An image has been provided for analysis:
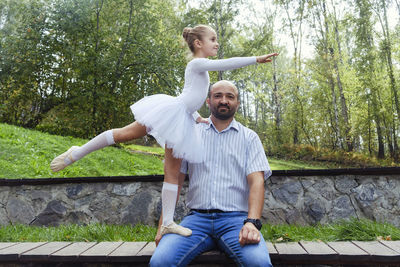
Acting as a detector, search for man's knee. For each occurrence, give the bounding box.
[240,244,272,267]
[149,250,176,267]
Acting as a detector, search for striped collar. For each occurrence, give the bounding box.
[206,117,239,133]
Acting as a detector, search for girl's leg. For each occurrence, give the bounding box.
[160,147,191,237]
[51,122,147,172]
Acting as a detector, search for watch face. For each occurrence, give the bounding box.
[244,219,262,230]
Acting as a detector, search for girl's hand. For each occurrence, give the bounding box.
[256,53,279,63]
[196,116,209,124]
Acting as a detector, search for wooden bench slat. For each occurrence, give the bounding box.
[266,242,278,255]
[352,241,400,263]
[274,242,308,255]
[0,242,47,261]
[137,242,156,256]
[49,242,97,261]
[0,243,18,250]
[299,241,338,263]
[380,240,400,253]
[79,242,123,262]
[300,241,337,255]
[274,242,309,262]
[327,241,370,264]
[20,242,71,261]
[108,241,147,262]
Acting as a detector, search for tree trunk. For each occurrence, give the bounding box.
[92,0,104,135]
[331,1,353,151]
[272,57,282,143]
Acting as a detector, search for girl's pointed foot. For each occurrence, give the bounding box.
[160,222,192,237]
[50,146,80,172]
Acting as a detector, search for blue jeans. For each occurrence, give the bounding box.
[150,211,272,267]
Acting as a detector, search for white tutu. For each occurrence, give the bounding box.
[130,94,204,163]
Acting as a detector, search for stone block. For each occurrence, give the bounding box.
[6,198,35,224]
[31,200,67,226]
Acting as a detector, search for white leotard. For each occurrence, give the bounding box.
[177,57,257,118]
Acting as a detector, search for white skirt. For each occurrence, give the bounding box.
[130,94,204,163]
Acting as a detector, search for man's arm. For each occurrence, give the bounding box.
[239,171,265,246]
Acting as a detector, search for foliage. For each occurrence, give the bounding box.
[0,0,186,138]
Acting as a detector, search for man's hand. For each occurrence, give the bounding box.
[196,116,209,124]
[239,222,261,246]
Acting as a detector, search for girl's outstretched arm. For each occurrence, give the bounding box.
[256,53,279,63]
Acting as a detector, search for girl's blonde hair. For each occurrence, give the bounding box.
[182,25,214,53]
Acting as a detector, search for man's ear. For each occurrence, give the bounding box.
[206,98,210,107]
[236,100,240,111]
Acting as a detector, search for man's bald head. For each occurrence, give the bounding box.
[209,80,239,99]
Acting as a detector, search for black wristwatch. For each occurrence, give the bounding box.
[243,218,262,230]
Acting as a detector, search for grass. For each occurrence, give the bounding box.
[123,144,164,156]
[267,158,329,170]
[0,219,398,242]
[0,123,163,179]
[0,224,156,242]
[0,122,332,179]
[263,218,400,242]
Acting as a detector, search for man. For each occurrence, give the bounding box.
[150,80,272,267]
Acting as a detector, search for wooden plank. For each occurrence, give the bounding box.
[299,241,338,263]
[107,242,147,262]
[266,242,278,255]
[79,242,123,262]
[0,242,47,261]
[49,242,97,262]
[380,240,400,254]
[0,243,18,250]
[137,242,156,256]
[274,242,309,262]
[353,241,400,263]
[327,241,369,264]
[20,242,71,261]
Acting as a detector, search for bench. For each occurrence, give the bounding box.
[0,240,399,266]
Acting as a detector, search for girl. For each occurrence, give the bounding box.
[51,24,278,237]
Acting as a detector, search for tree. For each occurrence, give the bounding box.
[353,0,385,158]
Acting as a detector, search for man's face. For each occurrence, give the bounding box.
[207,83,239,120]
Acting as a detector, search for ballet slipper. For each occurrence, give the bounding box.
[160,222,192,237]
[50,146,80,172]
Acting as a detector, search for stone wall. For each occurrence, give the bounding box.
[1,170,399,227]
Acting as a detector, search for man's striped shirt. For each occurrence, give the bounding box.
[181,118,271,212]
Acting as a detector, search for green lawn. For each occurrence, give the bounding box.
[0,122,329,179]
[0,123,163,179]
[0,218,398,242]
